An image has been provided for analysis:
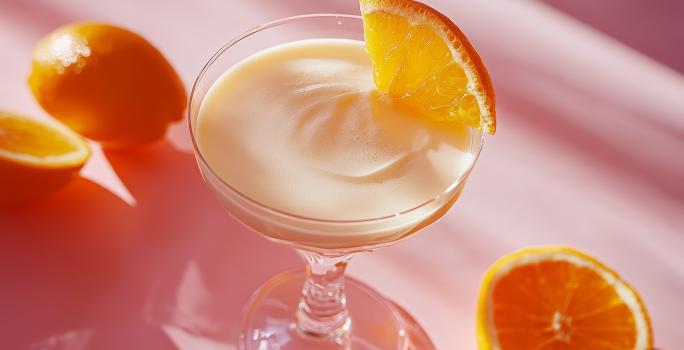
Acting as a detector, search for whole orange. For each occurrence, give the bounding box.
[28,23,187,148]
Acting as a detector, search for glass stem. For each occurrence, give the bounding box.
[296,250,352,338]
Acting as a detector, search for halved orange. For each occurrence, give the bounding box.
[477,246,653,350]
[0,112,90,204]
[359,0,496,133]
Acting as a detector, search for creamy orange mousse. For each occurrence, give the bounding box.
[197,39,474,224]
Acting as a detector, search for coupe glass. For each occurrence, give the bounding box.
[189,14,485,350]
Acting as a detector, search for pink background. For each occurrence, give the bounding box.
[1,0,683,349]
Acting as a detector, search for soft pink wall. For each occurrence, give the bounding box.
[544,0,684,74]
[0,1,682,349]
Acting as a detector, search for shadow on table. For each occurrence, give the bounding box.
[0,141,301,349]
[0,140,436,349]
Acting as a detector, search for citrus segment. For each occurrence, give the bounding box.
[477,246,653,350]
[0,112,90,204]
[362,10,412,92]
[360,0,496,133]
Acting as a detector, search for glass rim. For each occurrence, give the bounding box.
[188,13,486,225]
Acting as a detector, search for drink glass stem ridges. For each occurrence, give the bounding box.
[296,251,353,340]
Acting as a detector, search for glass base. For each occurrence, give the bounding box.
[239,270,433,350]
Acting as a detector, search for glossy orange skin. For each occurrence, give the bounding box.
[28,23,187,148]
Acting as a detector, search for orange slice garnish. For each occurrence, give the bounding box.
[360,0,496,133]
[477,246,653,350]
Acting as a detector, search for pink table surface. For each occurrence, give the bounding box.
[1,1,683,349]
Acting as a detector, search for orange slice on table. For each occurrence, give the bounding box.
[359,0,496,134]
[477,246,653,350]
[0,112,90,204]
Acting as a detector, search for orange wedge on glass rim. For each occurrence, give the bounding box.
[0,112,90,204]
[359,0,496,133]
[477,246,653,350]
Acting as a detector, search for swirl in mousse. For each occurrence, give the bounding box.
[197,38,476,250]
